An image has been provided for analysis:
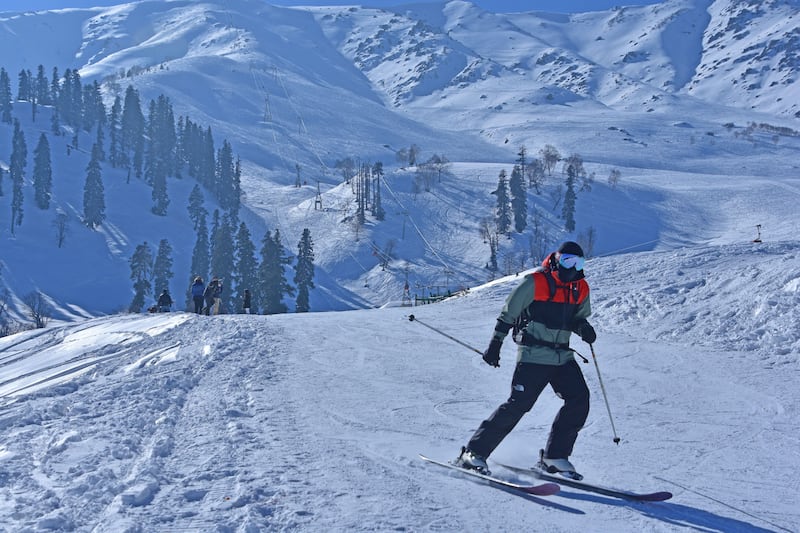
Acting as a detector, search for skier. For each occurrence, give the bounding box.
[191,277,205,314]
[456,241,597,480]
[157,289,172,313]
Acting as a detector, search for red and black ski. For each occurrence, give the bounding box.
[498,462,672,502]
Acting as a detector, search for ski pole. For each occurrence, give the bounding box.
[408,314,483,355]
[590,344,621,444]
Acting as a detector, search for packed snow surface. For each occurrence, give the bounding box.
[0,240,797,531]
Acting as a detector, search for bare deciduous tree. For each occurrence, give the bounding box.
[527,158,546,193]
[539,144,561,175]
[0,286,12,337]
[53,209,69,248]
[24,291,51,328]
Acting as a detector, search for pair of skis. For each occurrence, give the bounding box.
[419,454,672,502]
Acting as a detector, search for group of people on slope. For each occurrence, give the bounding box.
[189,276,251,315]
[152,276,252,316]
[191,276,223,315]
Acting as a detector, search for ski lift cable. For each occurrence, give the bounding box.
[379,176,464,285]
[248,65,294,175]
[213,8,334,309]
[272,67,329,172]
[224,6,306,178]
[348,251,370,274]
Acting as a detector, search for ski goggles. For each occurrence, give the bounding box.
[558,253,585,271]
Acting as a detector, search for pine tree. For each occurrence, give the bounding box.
[516,145,527,184]
[10,119,26,234]
[0,68,13,124]
[121,85,145,177]
[294,228,315,313]
[94,121,106,162]
[509,164,527,233]
[372,162,385,220]
[187,184,208,231]
[145,95,175,215]
[17,69,31,101]
[50,103,61,136]
[561,154,586,232]
[258,229,293,315]
[129,242,154,313]
[175,116,186,178]
[108,95,122,167]
[492,169,511,235]
[191,214,210,280]
[35,65,50,105]
[209,211,235,312]
[234,222,259,314]
[83,143,106,229]
[33,133,52,210]
[211,140,240,218]
[150,162,169,215]
[82,81,105,134]
[50,67,60,106]
[152,239,174,300]
[58,69,81,130]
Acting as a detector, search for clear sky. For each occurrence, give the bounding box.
[2,0,666,15]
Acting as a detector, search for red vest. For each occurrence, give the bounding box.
[527,269,589,332]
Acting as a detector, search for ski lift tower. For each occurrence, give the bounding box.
[314,181,323,210]
[753,224,762,243]
[402,267,412,307]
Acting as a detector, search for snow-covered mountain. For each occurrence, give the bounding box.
[0,0,798,319]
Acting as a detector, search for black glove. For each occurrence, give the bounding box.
[574,320,597,344]
[482,338,502,367]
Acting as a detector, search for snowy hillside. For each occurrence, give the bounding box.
[0,0,799,319]
[0,241,797,531]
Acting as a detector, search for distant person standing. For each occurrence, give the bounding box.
[157,289,173,313]
[243,289,252,314]
[204,277,223,315]
[203,278,216,316]
[191,277,205,314]
[212,278,223,315]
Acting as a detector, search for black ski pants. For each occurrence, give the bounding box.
[467,359,589,460]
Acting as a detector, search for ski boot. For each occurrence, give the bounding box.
[538,449,583,480]
[455,447,490,475]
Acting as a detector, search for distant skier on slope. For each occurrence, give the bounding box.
[455,241,597,480]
